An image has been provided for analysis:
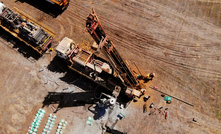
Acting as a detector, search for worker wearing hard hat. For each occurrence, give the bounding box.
[144,73,155,83]
[146,73,155,79]
[137,73,155,83]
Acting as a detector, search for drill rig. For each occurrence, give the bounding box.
[56,9,140,98]
[85,9,140,98]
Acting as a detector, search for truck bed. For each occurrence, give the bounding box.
[0,7,56,54]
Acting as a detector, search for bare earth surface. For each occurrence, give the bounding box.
[0,0,221,134]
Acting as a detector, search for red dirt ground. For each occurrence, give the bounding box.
[0,0,220,134]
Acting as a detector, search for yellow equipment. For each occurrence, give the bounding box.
[50,0,69,7]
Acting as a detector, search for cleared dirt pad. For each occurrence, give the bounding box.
[0,0,220,134]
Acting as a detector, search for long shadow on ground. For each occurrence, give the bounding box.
[47,56,69,73]
[45,55,131,113]
[0,27,41,60]
[42,92,95,113]
[15,0,66,18]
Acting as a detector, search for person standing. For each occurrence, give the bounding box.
[165,108,169,120]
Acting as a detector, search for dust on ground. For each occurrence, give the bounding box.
[0,0,220,134]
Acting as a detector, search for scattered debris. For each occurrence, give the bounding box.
[141,89,146,96]
[188,118,201,126]
[158,109,165,115]
[149,108,157,115]
[150,103,155,108]
[159,106,164,110]
[153,14,161,17]
[49,104,57,112]
[193,118,197,122]
[143,95,150,102]
[149,86,194,107]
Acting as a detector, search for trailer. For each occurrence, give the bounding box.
[0,3,56,54]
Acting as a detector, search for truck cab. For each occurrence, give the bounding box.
[0,2,5,14]
[56,37,76,60]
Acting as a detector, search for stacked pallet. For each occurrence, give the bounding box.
[42,114,57,134]
[56,119,68,134]
[27,109,46,134]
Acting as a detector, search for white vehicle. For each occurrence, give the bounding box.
[0,2,6,14]
[56,37,112,75]
[56,37,76,60]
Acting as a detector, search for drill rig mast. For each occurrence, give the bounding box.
[85,9,138,89]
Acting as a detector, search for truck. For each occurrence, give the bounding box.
[56,37,125,97]
[56,9,141,98]
[0,2,55,54]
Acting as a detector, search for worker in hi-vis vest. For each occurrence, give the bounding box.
[137,73,155,83]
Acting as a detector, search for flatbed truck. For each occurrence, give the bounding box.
[0,3,56,54]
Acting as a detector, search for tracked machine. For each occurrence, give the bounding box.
[0,2,55,54]
[56,9,141,98]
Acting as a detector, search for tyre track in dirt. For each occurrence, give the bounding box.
[97,1,221,77]
[113,0,221,45]
[67,1,221,78]
[66,17,73,37]
[101,19,221,78]
[112,31,221,79]
[10,0,220,76]
[28,0,221,119]
[96,7,216,56]
[0,0,219,133]
[56,19,65,40]
[63,2,213,86]
[13,0,219,80]
[116,0,221,45]
[70,2,197,57]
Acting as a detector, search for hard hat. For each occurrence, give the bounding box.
[147,73,155,77]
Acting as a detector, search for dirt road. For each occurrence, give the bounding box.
[0,0,220,133]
